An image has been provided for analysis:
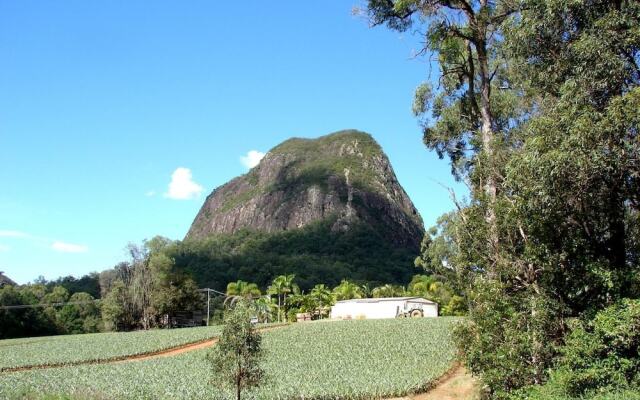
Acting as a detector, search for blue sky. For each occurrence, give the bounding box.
[0,1,467,284]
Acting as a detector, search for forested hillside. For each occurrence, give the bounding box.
[176,217,417,292]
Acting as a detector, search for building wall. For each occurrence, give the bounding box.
[330,300,437,320]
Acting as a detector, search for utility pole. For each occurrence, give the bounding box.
[198,288,226,326]
[206,289,210,326]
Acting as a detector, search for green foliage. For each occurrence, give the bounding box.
[45,274,100,299]
[0,283,100,339]
[559,301,640,392]
[99,237,203,331]
[455,279,562,399]
[511,299,640,399]
[332,279,364,301]
[0,318,460,399]
[511,383,640,400]
[173,217,418,293]
[408,275,465,316]
[100,280,132,332]
[217,130,390,213]
[226,281,262,298]
[267,274,298,323]
[207,301,264,400]
[371,284,406,298]
[369,0,640,397]
[57,293,100,334]
[252,296,277,323]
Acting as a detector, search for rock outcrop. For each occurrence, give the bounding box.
[186,130,424,251]
[0,271,16,287]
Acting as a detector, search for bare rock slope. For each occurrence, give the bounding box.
[186,130,424,250]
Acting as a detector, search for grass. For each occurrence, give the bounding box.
[0,317,460,400]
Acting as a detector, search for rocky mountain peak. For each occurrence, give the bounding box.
[186,130,424,250]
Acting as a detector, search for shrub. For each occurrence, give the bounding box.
[556,298,640,396]
[511,298,640,399]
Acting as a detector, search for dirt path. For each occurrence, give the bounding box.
[388,365,479,400]
[110,337,220,364]
[1,325,286,373]
[3,325,479,400]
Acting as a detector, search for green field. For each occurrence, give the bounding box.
[0,325,224,370]
[0,317,460,400]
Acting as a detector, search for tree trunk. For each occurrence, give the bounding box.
[476,37,500,266]
[283,294,287,322]
[608,185,627,300]
[530,283,542,385]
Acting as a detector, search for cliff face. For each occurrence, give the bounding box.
[186,130,424,250]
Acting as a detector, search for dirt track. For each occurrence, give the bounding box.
[1,325,284,373]
[387,365,478,400]
[3,324,479,399]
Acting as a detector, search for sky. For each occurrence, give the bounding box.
[0,1,467,284]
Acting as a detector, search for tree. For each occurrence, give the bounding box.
[408,275,465,316]
[267,274,298,323]
[127,243,155,330]
[58,292,100,334]
[100,237,202,331]
[513,299,640,399]
[365,0,522,263]
[101,280,133,331]
[502,0,640,314]
[207,300,264,400]
[253,296,276,323]
[226,281,262,305]
[309,284,334,319]
[366,0,640,396]
[371,284,406,298]
[0,284,54,339]
[332,280,364,301]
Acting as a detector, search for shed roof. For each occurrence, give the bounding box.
[335,297,437,305]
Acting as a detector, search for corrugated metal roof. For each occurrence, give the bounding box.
[335,297,437,304]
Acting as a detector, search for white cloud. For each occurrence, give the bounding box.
[0,230,29,238]
[164,167,204,200]
[51,241,89,253]
[240,150,265,169]
[145,190,156,197]
[0,244,10,252]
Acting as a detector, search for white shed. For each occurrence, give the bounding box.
[330,297,438,320]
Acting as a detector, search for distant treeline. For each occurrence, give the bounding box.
[169,217,419,292]
[0,219,444,339]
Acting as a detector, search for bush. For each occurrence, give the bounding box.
[556,298,640,396]
[511,299,640,399]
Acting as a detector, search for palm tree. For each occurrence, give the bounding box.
[267,274,298,323]
[253,295,277,323]
[332,280,364,301]
[408,275,452,305]
[310,284,334,319]
[360,283,372,298]
[225,280,262,307]
[371,284,406,298]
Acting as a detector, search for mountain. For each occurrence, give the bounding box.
[176,130,425,290]
[186,130,424,250]
[0,272,16,287]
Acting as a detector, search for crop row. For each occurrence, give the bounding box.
[0,325,224,370]
[0,317,461,399]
